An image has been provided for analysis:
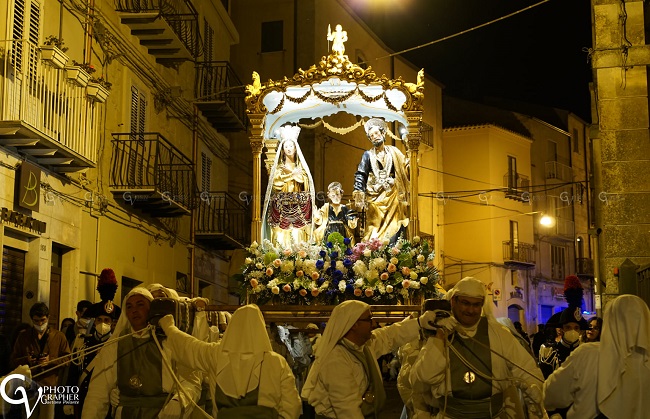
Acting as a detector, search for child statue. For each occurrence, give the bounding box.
[314,182,358,244]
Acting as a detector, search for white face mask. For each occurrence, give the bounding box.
[95,322,112,337]
[77,318,90,328]
[33,322,48,333]
[563,330,581,344]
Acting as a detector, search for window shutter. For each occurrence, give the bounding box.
[11,0,27,71]
[201,152,212,192]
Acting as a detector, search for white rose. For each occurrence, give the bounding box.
[363,249,372,257]
[420,276,428,285]
[390,257,399,265]
[245,257,253,265]
[417,254,425,263]
[386,285,394,293]
[256,262,264,269]
[412,236,421,244]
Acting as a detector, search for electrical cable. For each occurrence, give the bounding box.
[31,329,139,380]
[372,0,552,61]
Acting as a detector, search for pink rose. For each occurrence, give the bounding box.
[299,289,308,297]
[380,272,389,281]
[249,279,258,287]
[282,284,291,292]
[311,289,320,297]
[296,270,304,277]
[283,249,292,256]
[402,280,411,289]
[387,263,397,273]
[311,272,320,281]
[298,250,307,258]
[273,259,282,267]
[427,260,434,268]
[354,288,363,297]
[401,266,411,276]
[365,288,374,297]
[265,268,274,276]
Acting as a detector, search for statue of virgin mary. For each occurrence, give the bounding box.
[261,124,316,247]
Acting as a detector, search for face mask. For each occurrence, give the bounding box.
[95,322,112,337]
[563,330,580,344]
[33,322,48,333]
[77,318,90,329]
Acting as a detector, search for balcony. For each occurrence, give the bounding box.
[194,61,246,132]
[503,240,535,267]
[0,40,99,172]
[196,192,250,249]
[114,0,202,66]
[545,160,572,182]
[503,171,530,202]
[420,122,434,148]
[109,133,196,217]
[576,257,594,277]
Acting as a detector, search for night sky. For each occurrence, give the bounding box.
[344,0,593,121]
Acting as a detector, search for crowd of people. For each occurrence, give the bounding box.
[2,272,649,419]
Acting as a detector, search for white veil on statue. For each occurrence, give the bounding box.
[261,124,316,247]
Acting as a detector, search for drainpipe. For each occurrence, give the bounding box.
[190,105,198,297]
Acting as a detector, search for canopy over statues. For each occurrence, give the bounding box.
[262,125,316,247]
[353,118,410,243]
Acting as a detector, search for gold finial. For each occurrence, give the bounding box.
[246,71,262,98]
[327,24,348,56]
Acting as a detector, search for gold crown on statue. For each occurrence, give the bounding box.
[277,125,301,141]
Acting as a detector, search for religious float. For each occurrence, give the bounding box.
[227,24,444,322]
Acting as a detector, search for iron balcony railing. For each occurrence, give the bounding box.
[503,171,530,201]
[195,61,246,127]
[0,39,99,163]
[503,240,536,265]
[114,0,203,58]
[420,122,434,148]
[196,191,250,247]
[545,160,573,182]
[110,132,196,211]
[576,257,594,275]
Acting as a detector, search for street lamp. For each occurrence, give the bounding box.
[540,214,556,228]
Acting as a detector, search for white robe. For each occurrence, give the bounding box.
[164,324,301,419]
[543,342,599,419]
[81,329,203,419]
[409,318,543,418]
[306,318,420,419]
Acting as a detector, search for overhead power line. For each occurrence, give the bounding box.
[374,0,552,61]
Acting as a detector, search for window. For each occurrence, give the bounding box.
[572,128,579,153]
[201,152,212,192]
[511,270,519,287]
[510,220,519,259]
[176,272,189,295]
[261,21,283,53]
[11,0,40,78]
[199,280,211,298]
[507,156,517,189]
[128,86,147,185]
[203,18,214,62]
[551,245,566,280]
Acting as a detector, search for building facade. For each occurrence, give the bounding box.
[0,0,245,335]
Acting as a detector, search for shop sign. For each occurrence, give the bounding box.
[0,207,47,234]
[17,161,41,212]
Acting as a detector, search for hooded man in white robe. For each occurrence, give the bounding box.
[301,300,439,419]
[409,277,545,419]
